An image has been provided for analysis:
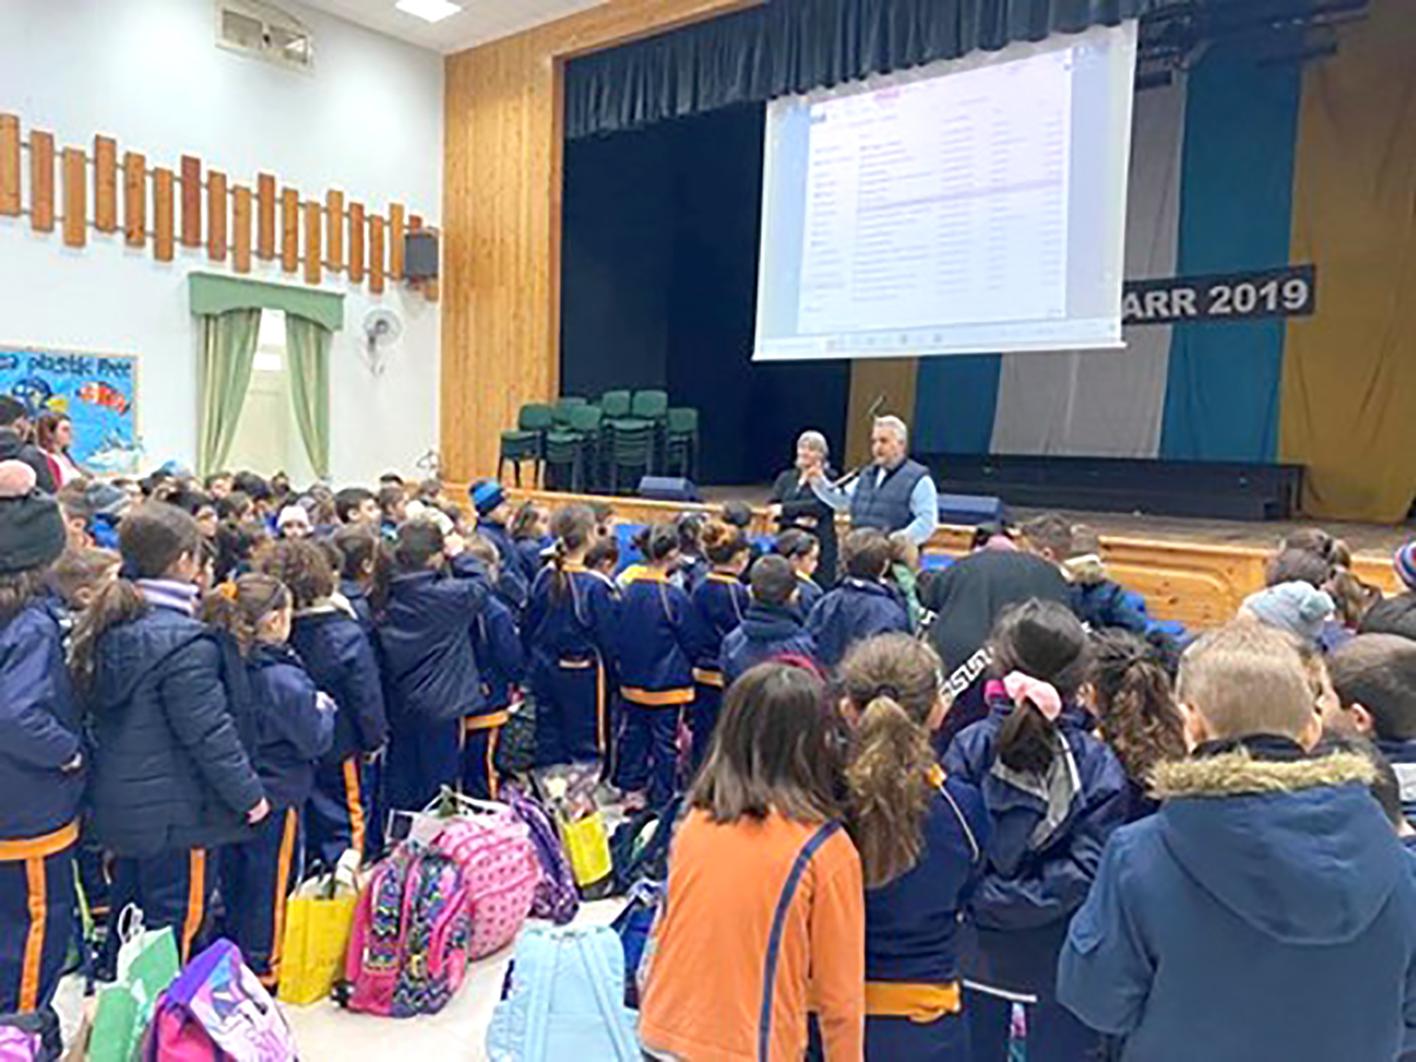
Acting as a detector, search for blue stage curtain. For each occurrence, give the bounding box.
[565,0,1155,139]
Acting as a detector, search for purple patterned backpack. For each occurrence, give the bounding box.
[504,785,580,925]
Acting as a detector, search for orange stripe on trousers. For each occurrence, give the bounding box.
[342,758,366,859]
[18,857,45,1012]
[486,728,499,800]
[181,850,206,963]
[264,808,300,988]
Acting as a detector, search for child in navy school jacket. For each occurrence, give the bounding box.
[616,524,705,809]
[75,504,268,966]
[262,540,388,868]
[205,574,334,989]
[840,634,989,1061]
[1325,633,1416,819]
[0,464,85,1016]
[523,505,621,773]
[687,520,751,768]
[807,528,910,670]
[1059,623,1416,1062]
[510,500,552,586]
[470,480,531,609]
[376,520,488,812]
[721,556,818,685]
[942,599,1127,1062]
[331,524,382,635]
[460,536,525,799]
[774,528,823,618]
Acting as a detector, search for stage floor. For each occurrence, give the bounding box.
[698,485,1414,558]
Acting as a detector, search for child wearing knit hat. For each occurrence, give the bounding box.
[1240,580,1337,648]
[0,460,85,1015]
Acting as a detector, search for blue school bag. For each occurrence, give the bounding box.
[611,879,665,1008]
[486,925,640,1062]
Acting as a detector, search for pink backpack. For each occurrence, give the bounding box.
[431,800,539,959]
[338,846,473,1017]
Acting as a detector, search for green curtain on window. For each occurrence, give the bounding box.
[196,308,262,476]
[285,313,332,480]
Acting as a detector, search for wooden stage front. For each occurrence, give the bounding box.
[480,486,1408,630]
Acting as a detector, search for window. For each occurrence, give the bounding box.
[225,311,316,482]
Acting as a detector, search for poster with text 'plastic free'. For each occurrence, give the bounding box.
[0,346,139,474]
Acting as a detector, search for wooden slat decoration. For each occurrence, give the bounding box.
[123,152,146,247]
[207,170,228,262]
[325,189,344,271]
[29,130,54,233]
[280,187,299,273]
[256,173,276,260]
[0,114,19,216]
[153,167,175,262]
[62,148,86,248]
[423,227,440,302]
[408,214,423,230]
[232,185,252,274]
[369,213,385,294]
[303,200,322,285]
[93,135,117,232]
[348,201,365,283]
[179,155,201,247]
[389,202,405,279]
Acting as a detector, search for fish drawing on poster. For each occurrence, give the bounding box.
[0,347,140,474]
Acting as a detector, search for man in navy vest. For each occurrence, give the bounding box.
[809,415,938,545]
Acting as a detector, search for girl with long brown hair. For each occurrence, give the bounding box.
[1090,630,1186,822]
[841,634,987,1060]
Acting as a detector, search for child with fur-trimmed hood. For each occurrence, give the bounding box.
[1058,620,1416,1062]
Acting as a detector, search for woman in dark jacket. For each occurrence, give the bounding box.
[0,461,83,1015]
[769,430,838,588]
[72,504,268,964]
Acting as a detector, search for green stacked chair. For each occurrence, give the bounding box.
[630,389,670,472]
[607,416,655,494]
[544,403,603,493]
[498,402,553,486]
[663,407,699,479]
[552,395,588,427]
[600,390,631,419]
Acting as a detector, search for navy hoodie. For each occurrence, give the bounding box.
[290,603,388,764]
[1060,737,1416,1062]
[720,602,818,685]
[245,643,334,809]
[0,600,84,838]
[806,577,909,669]
[377,568,487,726]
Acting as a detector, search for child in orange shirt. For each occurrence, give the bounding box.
[639,661,865,1061]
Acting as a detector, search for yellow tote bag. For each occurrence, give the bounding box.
[558,810,612,889]
[277,878,358,1006]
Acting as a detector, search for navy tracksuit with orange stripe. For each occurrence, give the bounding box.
[687,571,748,769]
[463,593,523,799]
[616,570,705,807]
[524,563,621,770]
[0,600,84,1015]
[289,603,388,868]
[220,642,333,988]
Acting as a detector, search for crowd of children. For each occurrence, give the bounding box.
[5,454,1416,1060]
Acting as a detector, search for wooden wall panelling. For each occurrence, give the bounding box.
[153,167,175,261]
[207,170,228,261]
[325,190,344,271]
[93,135,117,232]
[368,214,385,294]
[232,185,252,273]
[61,147,86,248]
[29,130,54,232]
[303,200,322,285]
[280,187,299,272]
[256,173,276,260]
[348,202,365,282]
[441,0,762,480]
[0,114,19,216]
[389,202,405,279]
[179,155,201,247]
[123,152,146,246]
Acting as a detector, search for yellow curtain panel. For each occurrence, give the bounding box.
[1280,0,1416,522]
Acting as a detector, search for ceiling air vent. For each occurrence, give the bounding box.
[216,0,314,73]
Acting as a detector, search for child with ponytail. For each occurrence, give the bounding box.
[841,634,989,1060]
[376,519,489,811]
[73,504,268,965]
[204,573,334,988]
[774,528,824,616]
[616,524,705,809]
[687,520,751,768]
[1089,630,1185,823]
[523,504,620,772]
[942,599,1127,1062]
